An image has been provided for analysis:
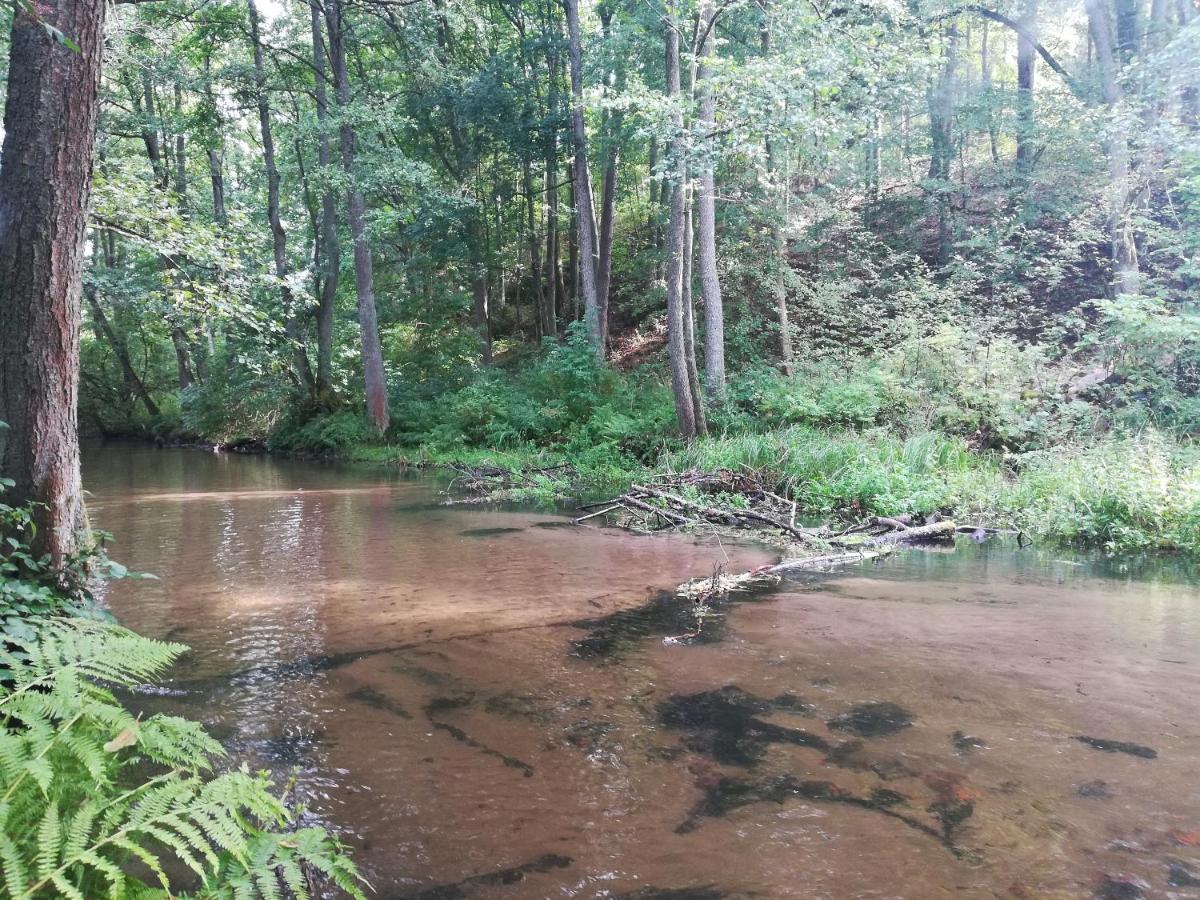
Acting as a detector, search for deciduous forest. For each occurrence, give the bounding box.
[1,0,1199,894]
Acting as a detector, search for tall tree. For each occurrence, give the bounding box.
[1015,0,1038,173]
[759,2,794,375]
[326,0,390,430]
[564,0,601,352]
[696,0,725,403]
[663,4,702,438]
[248,0,316,394]
[1086,0,1139,295]
[310,0,340,398]
[0,0,106,563]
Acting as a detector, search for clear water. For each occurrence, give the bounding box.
[85,444,1200,899]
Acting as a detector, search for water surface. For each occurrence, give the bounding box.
[86,444,1200,898]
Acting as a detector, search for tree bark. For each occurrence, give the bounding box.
[927,23,959,267]
[696,2,725,404]
[327,0,390,430]
[0,0,106,564]
[564,0,601,352]
[523,156,546,340]
[682,197,707,435]
[1015,0,1038,174]
[760,4,794,375]
[311,0,340,398]
[664,7,700,439]
[249,0,316,395]
[1086,0,1139,296]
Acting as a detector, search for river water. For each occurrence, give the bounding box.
[84,444,1200,899]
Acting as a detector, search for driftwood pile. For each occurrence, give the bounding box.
[569,468,1014,601]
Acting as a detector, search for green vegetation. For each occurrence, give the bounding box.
[0,481,366,899]
[252,322,1199,555]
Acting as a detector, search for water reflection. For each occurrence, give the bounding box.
[85,443,1200,898]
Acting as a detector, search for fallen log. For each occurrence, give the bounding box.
[677,520,958,599]
[856,519,957,548]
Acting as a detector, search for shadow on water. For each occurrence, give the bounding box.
[570,581,790,658]
[388,854,573,900]
[657,686,828,766]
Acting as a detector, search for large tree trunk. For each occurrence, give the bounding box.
[311,0,340,398]
[564,0,601,352]
[0,0,106,564]
[327,0,390,430]
[249,0,316,395]
[696,2,725,404]
[596,135,619,352]
[1086,0,1139,296]
[1015,0,1038,173]
[664,7,701,439]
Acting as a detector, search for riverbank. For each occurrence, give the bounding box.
[266,421,1200,557]
[106,335,1200,557]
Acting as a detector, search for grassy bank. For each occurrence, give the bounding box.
[154,327,1200,556]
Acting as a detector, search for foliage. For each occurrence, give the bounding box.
[0,617,367,899]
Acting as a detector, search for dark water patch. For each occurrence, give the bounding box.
[1096,875,1147,899]
[952,730,986,754]
[1074,735,1158,759]
[390,853,572,899]
[1076,779,1112,799]
[530,520,574,530]
[929,797,975,841]
[393,661,460,689]
[423,696,535,777]
[676,775,958,854]
[459,527,524,537]
[571,584,779,658]
[658,686,829,767]
[483,691,555,724]
[828,702,915,737]
[1168,861,1200,888]
[616,888,728,899]
[869,788,908,807]
[349,686,413,720]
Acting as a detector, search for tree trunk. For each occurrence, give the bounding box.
[696,3,725,404]
[327,0,390,430]
[927,23,959,267]
[0,0,105,564]
[597,135,619,352]
[86,285,159,418]
[1015,0,1038,174]
[249,0,316,395]
[1086,0,1139,295]
[664,7,700,439]
[311,0,340,398]
[759,5,794,375]
[682,196,707,435]
[523,156,546,340]
[981,19,1000,164]
[564,0,601,352]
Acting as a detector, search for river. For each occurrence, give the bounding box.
[84,444,1200,899]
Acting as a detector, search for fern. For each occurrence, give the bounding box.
[0,618,367,899]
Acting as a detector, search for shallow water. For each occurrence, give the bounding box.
[85,444,1200,899]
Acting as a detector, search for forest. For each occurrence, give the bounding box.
[0,0,1199,893]
[40,0,1200,553]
